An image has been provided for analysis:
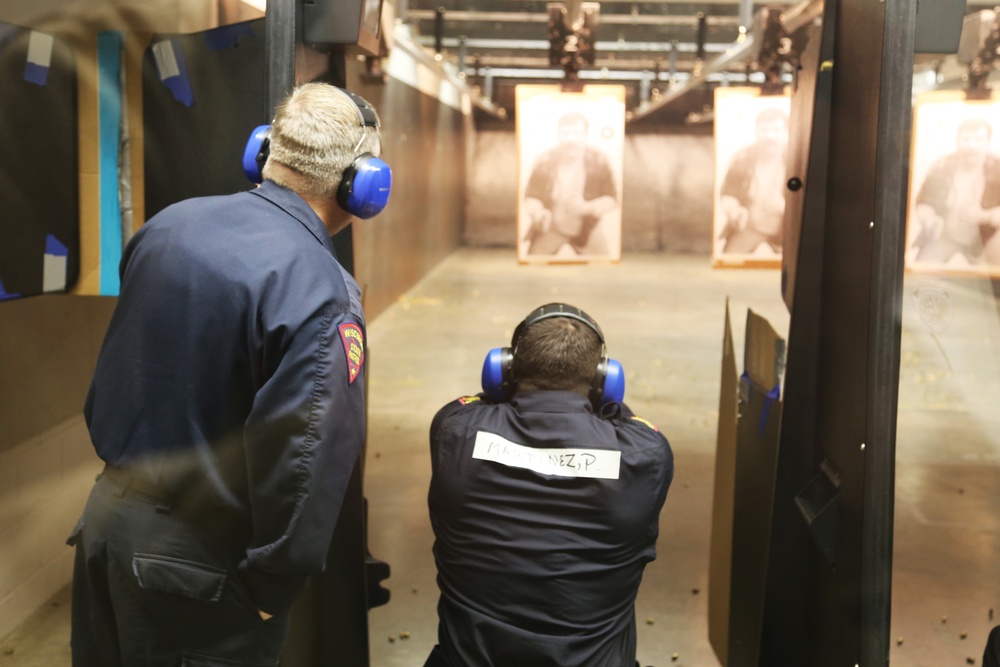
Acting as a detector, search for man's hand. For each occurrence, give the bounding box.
[522,202,553,244]
[258,609,274,621]
[719,195,749,234]
[530,208,553,229]
[987,206,1000,228]
[914,204,944,244]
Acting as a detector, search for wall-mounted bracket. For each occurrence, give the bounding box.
[750,4,816,95]
[958,8,999,100]
[547,1,600,85]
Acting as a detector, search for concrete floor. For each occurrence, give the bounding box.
[3,248,998,666]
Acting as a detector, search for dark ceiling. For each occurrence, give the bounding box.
[395,0,994,125]
[0,0,993,125]
[401,0,781,123]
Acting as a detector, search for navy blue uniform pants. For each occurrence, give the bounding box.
[69,471,289,666]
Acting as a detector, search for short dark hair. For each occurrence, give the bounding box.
[512,317,603,395]
[756,107,789,128]
[558,111,589,132]
[957,117,993,139]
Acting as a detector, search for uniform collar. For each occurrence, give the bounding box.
[510,390,594,413]
[250,180,337,257]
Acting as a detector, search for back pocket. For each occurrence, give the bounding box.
[132,553,227,603]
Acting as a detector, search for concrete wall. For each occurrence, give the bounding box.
[465,124,716,255]
[0,296,113,642]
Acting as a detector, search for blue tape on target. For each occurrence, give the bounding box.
[0,279,20,302]
[203,23,254,50]
[759,383,781,435]
[45,234,68,257]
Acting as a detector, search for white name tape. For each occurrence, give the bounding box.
[152,40,180,80]
[27,32,54,67]
[472,431,621,480]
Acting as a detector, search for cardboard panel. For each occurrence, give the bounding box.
[348,64,468,322]
[707,300,739,665]
[726,310,785,667]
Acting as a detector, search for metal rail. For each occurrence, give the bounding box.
[405,9,743,26]
[628,34,756,121]
[628,0,822,122]
[390,26,507,119]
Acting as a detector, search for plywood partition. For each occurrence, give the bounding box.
[347,56,470,323]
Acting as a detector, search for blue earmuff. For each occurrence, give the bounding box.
[242,124,271,184]
[336,153,393,219]
[242,87,392,219]
[481,347,514,402]
[480,303,626,408]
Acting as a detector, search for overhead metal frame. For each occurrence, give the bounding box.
[390,26,507,118]
[629,0,821,121]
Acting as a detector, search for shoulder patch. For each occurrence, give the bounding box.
[338,322,365,384]
[457,395,482,405]
[630,415,659,432]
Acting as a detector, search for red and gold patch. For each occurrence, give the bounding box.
[458,395,482,405]
[338,323,365,384]
[630,415,659,432]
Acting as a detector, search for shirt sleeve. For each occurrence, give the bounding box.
[525,152,554,203]
[241,298,367,614]
[720,148,753,202]
[915,159,951,213]
[585,149,618,202]
[616,403,674,514]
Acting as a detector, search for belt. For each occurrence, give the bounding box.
[100,465,176,514]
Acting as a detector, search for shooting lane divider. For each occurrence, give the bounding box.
[28,32,71,295]
[2,28,71,301]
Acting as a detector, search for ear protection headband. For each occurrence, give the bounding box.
[242,87,392,219]
[481,303,625,408]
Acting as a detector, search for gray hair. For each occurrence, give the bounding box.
[262,82,382,199]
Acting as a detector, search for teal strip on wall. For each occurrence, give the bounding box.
[97,31,123,296]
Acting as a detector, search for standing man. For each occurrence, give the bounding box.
[69,82,389,666]
[426,303,673,667]
[718,106,789,255]
[522,112,619,256]
[912,117,1000,266]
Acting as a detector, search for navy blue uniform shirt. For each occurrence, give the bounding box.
[84,180,367,614]
[428,391,673,666]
